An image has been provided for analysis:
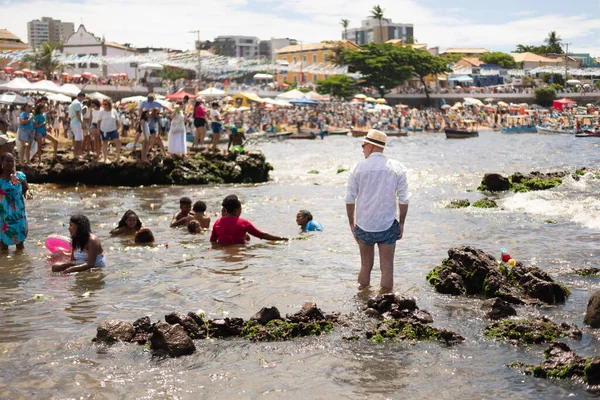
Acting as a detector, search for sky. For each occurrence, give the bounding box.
[2,0,600,56]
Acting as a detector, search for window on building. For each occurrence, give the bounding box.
[89,53,99,68]
[312,54,317,63]
[313,75,318,83]
[292,56,297,63]
[302,55,307,63]
[78,54,87,69]
[292,75,297,82]
[324,54,330,62]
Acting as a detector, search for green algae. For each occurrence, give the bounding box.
[471,198,498,208]
[241,319,332,342]
[484,318,577,344]
[426,267,442,287]
[446,199,470,209]
[509,176,562,192]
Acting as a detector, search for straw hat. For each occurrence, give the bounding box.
[361,129,387,148]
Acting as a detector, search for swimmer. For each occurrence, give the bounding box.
[134,227,154,244]
[170,196,192,227]
[210,194,287,246]
[187,219,202,234]
[296,210,323,232]
[52,214,106,273]
[110,210,142,235]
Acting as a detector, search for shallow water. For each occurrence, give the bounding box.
[2,131,600,399]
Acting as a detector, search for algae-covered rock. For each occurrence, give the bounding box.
[481,297,517,320]
[95,320,135,344]
[478,173,510,192]
[584,290,600,328]
[508,342,600,386]
[471,198,498,208]
[446,199,470,209]
[484,316,581,344]
[574,267,600,277]
[478,171,568,193]
[426,246,571,304]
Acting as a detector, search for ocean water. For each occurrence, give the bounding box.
[1,130,600,399]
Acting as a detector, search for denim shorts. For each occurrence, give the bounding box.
[18,127,34,142]
[355,219,399,245]
[100,130,119,141]
[34,130,47,139]
[211,122,223,134]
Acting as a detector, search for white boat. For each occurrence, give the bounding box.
[536,125,577,134]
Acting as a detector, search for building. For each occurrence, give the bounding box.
[568,53,599,67]
[27,17,74,49]
[0,29,28,69]
[510,52,579,70]
[275,40,358,84]
[453,57,485,70]
[259,38,298,60]
[212,36,259,58]
[440,48,490,57]
[61,24,137,77]
[343,17,413,45]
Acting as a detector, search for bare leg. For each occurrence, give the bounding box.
[199,126,206,145]
[16,242,24,250]
[193,126,201,146]
[18,140,26,163]
[211,133,220,150]
[131,131,142,155]
[35,137,43,164]
[357,240,375,289]
[24,141,31,164]
[102,140,108,162]
[114,139,121,161]
[141,139,150,162]
[73,140,82,159]
[47,135,58,158]
[377,242,396,292]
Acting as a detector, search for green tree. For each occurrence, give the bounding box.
[23,42,67,79]
[514,44,548,55]
[545,31,563,54]
[370,5,387,43]
[541,72,565,86]
[406,48,451,105]
[341,19,350,41]
[316,74,356,99]
[442,53,467,63]
[341,42,414,97]
[479,52,517,69]
[405,36,416,44]
[159,66,185,81]
[534,86,556,107]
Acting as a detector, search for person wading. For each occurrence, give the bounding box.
[345,129,409,292]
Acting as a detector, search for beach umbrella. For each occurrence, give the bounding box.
[463,97,484,106]
[118,73,128,78]
[497,101,508,107]
[365,97,377,103]
[60,72,70,78]
[441,104,451,109]
[354,94,367,99]
[120,95,147,104]
[253,73,273,80]
[290,96,318,105]
[484,98,496,103]
[374,104,392,111]
[72,74,81,79]
[3,67,13,73]
[88,92,110,101]
[13,71,24,76]
[59,84,81,96]
[198,87,225,97]
[31,80,61,93]
[236,106,251,112]
[566,79,581,86]
[0,77,33,91]
[376,98,387,104]
[138,63,164,71]
[81,72,93,78]
[0,92,29,105]
[47,93,72,103]
[21,68,32,75]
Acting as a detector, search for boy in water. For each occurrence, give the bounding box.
[170,197,193,227]
[210,194,287,246]
[296,210,323,232]
[191,200,211,229]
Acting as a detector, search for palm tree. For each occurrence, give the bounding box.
[545,31,563,54]
[370,5,387,43]
[341,19,350,42]
[23,42,66,79]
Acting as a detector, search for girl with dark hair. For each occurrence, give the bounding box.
[192,97,207,147]
[52,214,105,272]
[0,152,29,250]
[33,103,58,165]
[110,210,142,235]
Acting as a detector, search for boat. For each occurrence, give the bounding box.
[299,127,321,135]
[351,128,369,137]
[383,129,408,137]
[576,130,600,137]
[328,129,350,136]
[536,125,577,134]
[445,119,479,139]
[265,131,293,139]
[289,131,316,139]
[501,116,538,133]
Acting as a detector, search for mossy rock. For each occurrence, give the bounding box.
[241,319,332,342]
[366,319,464,345]
[478,171,566,193]
[446,199,470,209]
[472,198,497,208]
[573,267,600,277]
[484,316,581,344]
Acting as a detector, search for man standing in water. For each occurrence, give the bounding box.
[345,129,409,292]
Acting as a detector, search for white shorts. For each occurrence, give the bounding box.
[70,124,83,141]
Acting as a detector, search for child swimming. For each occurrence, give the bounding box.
[296,210,323,232]
[170,197,193,227]
[110,210,142,235]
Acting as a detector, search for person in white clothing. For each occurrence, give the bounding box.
[167,105,186,155]
[95,99,121,163]
[209,102,223,151]
[68,92,85,159]
[345,129,409,292]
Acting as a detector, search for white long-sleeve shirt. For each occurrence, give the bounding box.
[345,152,409,232]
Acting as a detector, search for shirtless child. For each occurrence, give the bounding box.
[170,197,193,227]
[185,201,211,232]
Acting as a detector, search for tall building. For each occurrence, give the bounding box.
[27,17,74,49]
[342,17,413,45]
[213,36,259,58]
[259,38,298,60]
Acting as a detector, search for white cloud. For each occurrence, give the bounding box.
[1,0,600,55]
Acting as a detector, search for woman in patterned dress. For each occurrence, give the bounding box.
[0,152,29,250]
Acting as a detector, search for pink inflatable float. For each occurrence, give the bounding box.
[45,234,72,254]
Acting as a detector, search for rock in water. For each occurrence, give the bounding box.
[482,298,517,320]
[251,307,282,325]
[584,290,600,328]
[479,173,510,192]
[150,322,195,357]
[95,320,135,343]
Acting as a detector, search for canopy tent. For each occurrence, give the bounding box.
[290,96,318,105]
[449,75,474,83]
[232,92,264,108]
[165,89,195,101]
[31,80,61,93]
[59,84,81,96]
[253,73,273,80]
[304,91,329,101]
[120,95,147,104]
[87,91,110,101]
[275,89,305,101]
[0,92,29,105]
[0,78,33,91]
[566,79,582,86]
[138,63,164,71]
[440,104,451,109]
[47,93,72,103]
[463,97,484,106]
[374,104,393,111]
[198,87,225,97]
[262,98,292,107]
[553,97,577,111]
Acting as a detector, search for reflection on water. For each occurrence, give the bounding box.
[1,131,600,398]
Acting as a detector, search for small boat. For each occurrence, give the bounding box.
[502,116,538,133]
[289,131,316,139]
[445,120,479,139]
[536,125,576,134]
[299,127,321,135]
[576,130,600,137]
[411,127,423,132]
[383,129,408,137]
[266,131,293,139]
[328,129,350,136]
[351,128,369,137]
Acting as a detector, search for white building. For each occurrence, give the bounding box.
[61,24,137,78]
[259,38,297,60]
[343,17,413,45]
[213,36,259,58]
[27,17,74,49]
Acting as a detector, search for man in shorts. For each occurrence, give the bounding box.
[68,92,85,159]
[345,129,409,292]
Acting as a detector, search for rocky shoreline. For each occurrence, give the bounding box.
[21,150,273,186]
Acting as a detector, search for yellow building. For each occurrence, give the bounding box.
[0,29,28,69]
[275,40,358,85]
